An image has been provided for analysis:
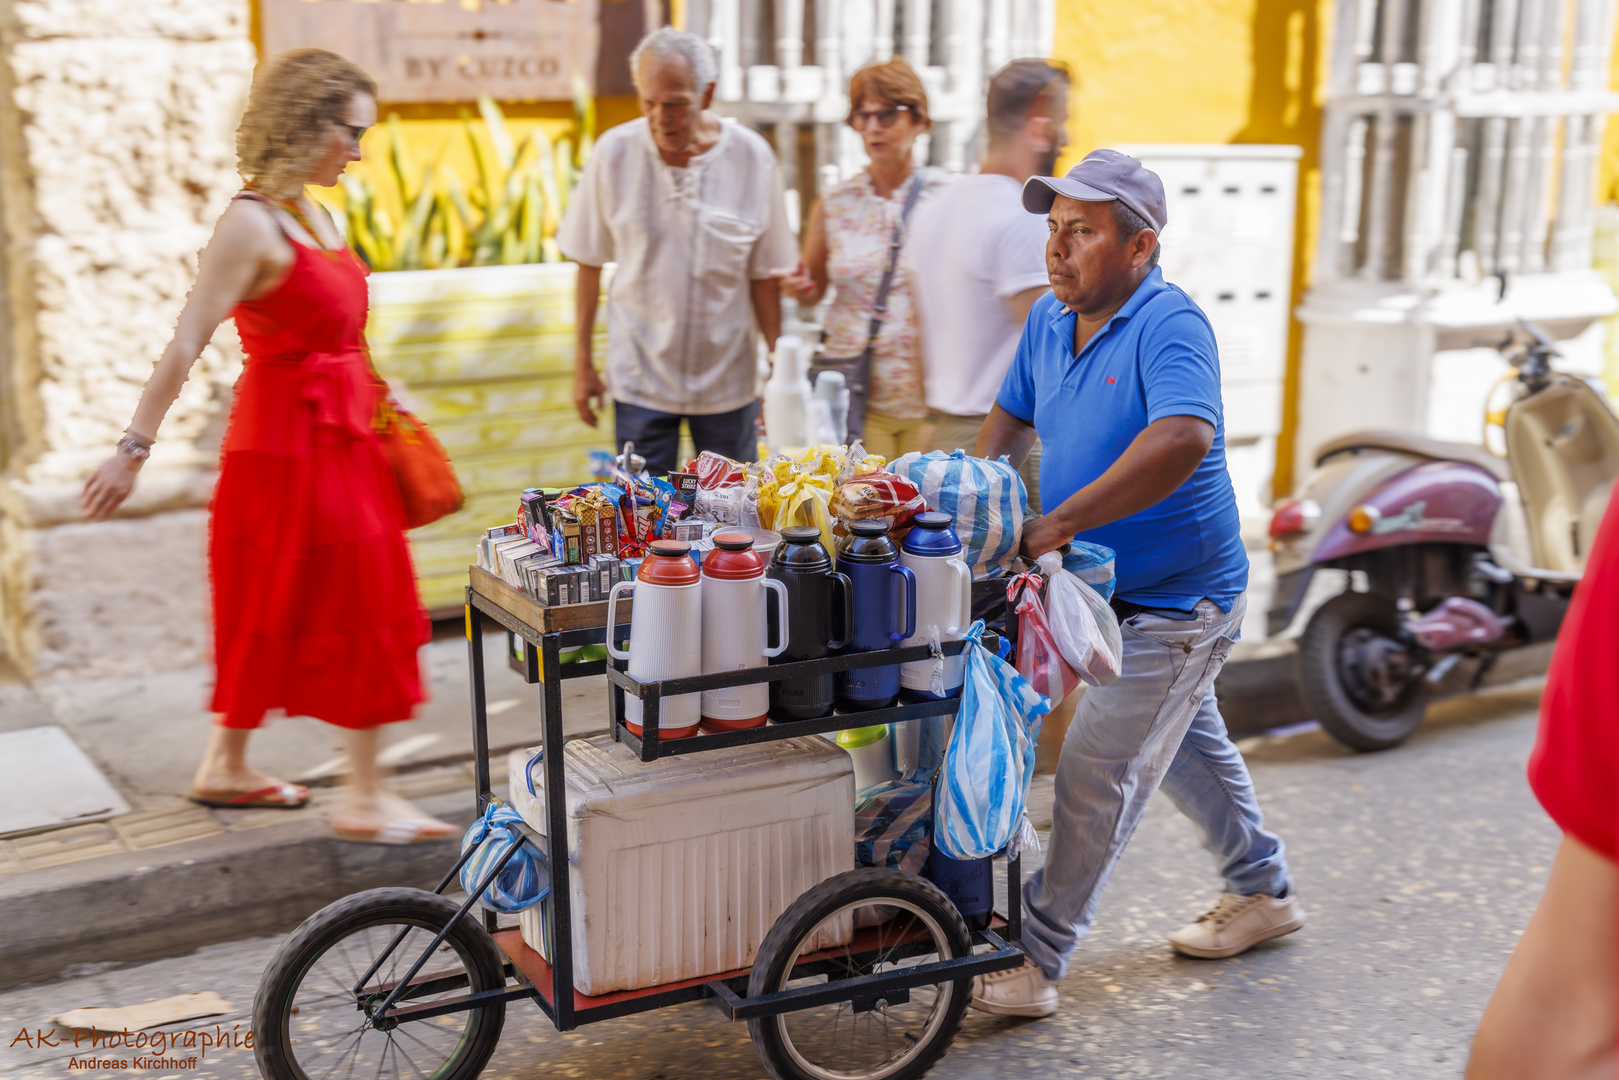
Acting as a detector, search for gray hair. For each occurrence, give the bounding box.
[630,27,718,92]
[1111,200,1161,270]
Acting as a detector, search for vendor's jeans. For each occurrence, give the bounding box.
[613,399,757,476]
[1021,594,1291,981]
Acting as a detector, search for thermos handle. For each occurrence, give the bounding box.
[946,558,972,636]
[605,580,633,660]
[827,571,854,650]
[890,563,916,643]
[762,578,790,658]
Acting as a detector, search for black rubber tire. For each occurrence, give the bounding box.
[254,887,507,1080]
[1298,591,1429,752]
[748,867,972,1080]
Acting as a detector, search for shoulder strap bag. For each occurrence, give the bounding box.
[810,171,926,443]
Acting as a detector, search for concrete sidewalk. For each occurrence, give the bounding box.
[0,615,1550,990]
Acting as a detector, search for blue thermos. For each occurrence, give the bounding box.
[834,520,916,711]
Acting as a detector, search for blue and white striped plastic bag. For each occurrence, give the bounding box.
[460,803,550,914]
[890,450,1027,579]
[934,620,1052,861]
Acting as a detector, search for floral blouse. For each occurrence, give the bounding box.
[821,167,951,421]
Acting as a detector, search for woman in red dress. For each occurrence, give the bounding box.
[1467,492,1618,1077]
[82,49,452,844]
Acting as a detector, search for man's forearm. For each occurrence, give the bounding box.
[574,264,603,371]
[1045,416,1213,537]
[975,404,1038,467]
[751,277,782,351]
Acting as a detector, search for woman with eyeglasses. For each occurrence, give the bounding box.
[775,56,949,460]
[80,49,453,845]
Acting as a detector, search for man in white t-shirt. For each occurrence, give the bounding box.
[559,28,796,474]
[906,60,1071,512]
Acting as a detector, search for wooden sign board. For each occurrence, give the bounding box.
[261,0,604,103]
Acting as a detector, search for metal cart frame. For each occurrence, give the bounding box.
[357,563,1029,1053]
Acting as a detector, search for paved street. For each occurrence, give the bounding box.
[0,680,1553,1079]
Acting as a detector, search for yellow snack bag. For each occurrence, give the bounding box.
[754,471,782,530]
[779,477,838,553]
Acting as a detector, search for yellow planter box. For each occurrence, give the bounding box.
[367,262,614,612]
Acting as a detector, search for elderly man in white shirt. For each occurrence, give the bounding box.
[560,27,797,474]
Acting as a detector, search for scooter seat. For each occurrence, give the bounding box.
[1315,429,1513,483]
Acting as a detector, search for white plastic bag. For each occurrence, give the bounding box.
[1036,550,1123,687]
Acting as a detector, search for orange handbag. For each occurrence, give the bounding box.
[372,383,464,530]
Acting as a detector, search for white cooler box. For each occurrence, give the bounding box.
[506,734,854,996]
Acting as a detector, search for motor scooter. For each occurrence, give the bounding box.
[1268,321,1619,750]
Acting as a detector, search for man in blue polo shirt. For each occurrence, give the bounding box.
[970,149,1303,1017]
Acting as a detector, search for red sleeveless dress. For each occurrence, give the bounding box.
[210,228,427,729]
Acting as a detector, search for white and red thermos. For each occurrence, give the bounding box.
[700,532,790,731]
[606,539,703,739]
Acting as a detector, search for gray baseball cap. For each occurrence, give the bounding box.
[1022,148,1167,233]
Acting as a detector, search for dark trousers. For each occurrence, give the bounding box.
[613,399,758,476]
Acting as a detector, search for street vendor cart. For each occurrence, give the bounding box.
[251,565,1030,1080]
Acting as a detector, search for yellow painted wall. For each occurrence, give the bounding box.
[1050,0,1330,501]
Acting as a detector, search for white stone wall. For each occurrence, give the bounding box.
[0,0,255,675]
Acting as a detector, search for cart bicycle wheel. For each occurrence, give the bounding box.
[254,887,507,1080]
[747,868,973,1080]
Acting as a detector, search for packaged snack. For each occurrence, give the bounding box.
[830,470,926,534]
[695,450,747,490]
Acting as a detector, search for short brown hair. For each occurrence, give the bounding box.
[846,56,932,131]
[237,49,376,196]
[986,59,1070,142]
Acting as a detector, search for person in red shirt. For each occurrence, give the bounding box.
[1467,497,1619,1078]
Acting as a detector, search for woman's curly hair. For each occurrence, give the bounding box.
[237,49,376,195]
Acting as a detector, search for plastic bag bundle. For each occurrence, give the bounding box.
[1036,550,1123,687]
[934,620,1051,861]
[889,449,1027,579]
[1062,541,1117,602]
[1006,571,1081,703]
[460,803,550,914]
[854,779,933,875]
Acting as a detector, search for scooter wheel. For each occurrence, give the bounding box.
[1297,591,1429,751]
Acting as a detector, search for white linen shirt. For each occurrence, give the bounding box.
[558,117,797,416]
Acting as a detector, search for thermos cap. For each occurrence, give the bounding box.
[849,519,889,536]
[704,532,765,580]
[771,525,831,571]
[641,539,699,585]
[902,512,963,556]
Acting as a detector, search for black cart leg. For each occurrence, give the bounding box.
[539,633,576,1030]
[466,591,497,935]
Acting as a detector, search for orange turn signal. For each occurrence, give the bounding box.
[1347,505,1381,534]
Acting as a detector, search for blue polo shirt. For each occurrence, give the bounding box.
[997,267,1248,611]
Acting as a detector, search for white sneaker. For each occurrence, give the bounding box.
[969,958,1058,1018]
[1169,891,1306,959]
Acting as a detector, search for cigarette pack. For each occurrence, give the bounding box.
[496,539,545,587]
[551,514,585,566]
[668,520,707,543]
[516,552,562,598]
[532,566,568,606]
[573,567,592,604]
[588,554,618,600]
[669,471,700,507]
[479,523,525,570]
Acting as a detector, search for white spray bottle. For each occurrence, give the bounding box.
[763,335,812,453]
